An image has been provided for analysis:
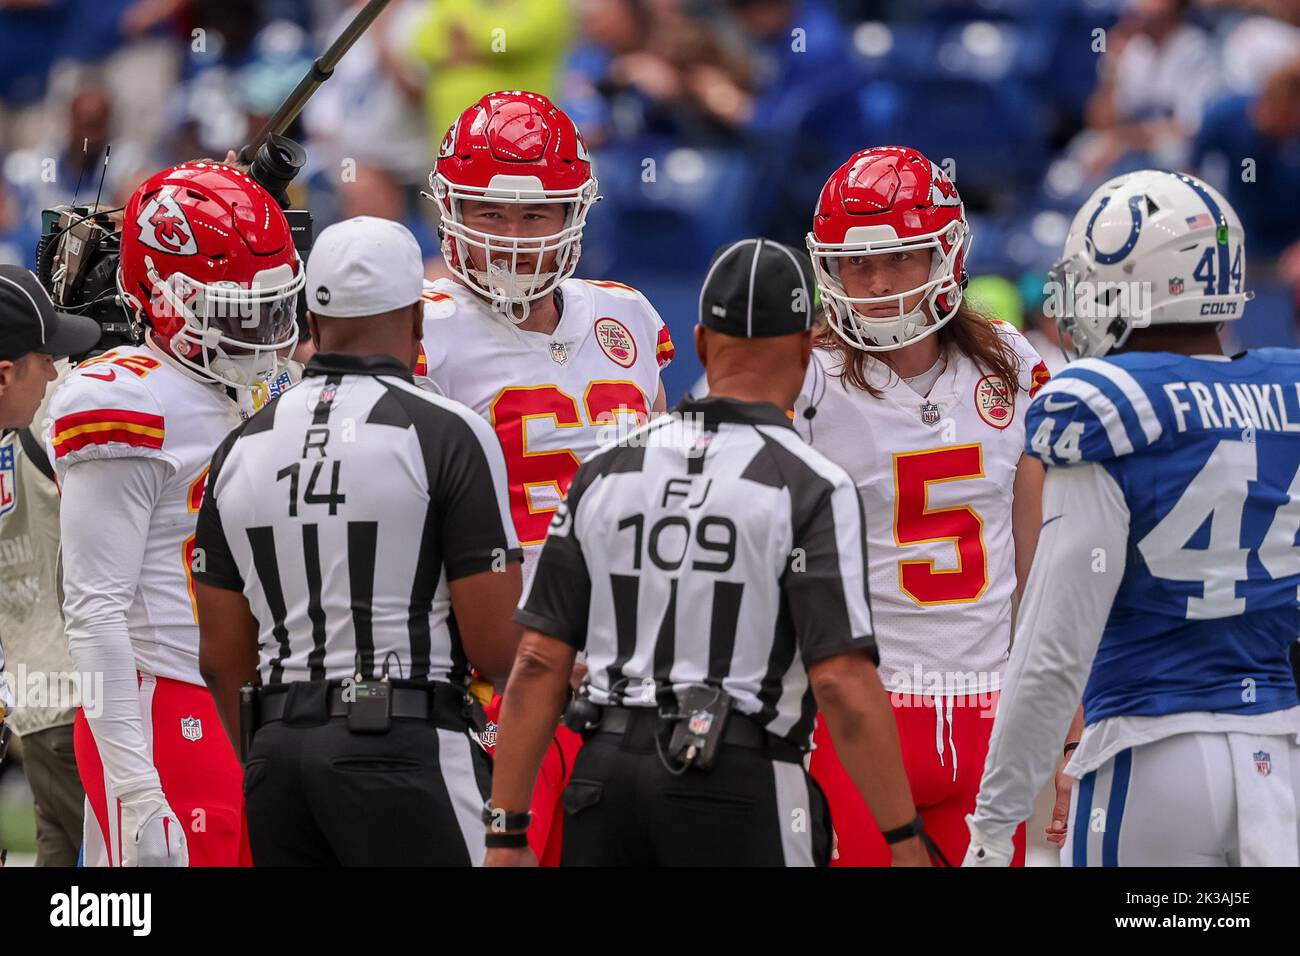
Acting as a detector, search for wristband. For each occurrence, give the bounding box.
[881,813,925,845]
[1063,741,1080,757]
[481,801,532,833]
[483,832,527,848]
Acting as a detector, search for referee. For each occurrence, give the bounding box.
[195,217,523,866]
[485,239,930,867]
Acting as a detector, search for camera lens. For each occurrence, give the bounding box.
[249,133,306,208]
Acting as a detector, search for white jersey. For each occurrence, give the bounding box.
[48,344,242,684]
[793,323,1049,693]
[418,276,673,582]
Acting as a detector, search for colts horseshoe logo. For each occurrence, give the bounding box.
[1085,194,1144,266]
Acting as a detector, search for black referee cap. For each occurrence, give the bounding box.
[0,265,101,362]
[699,238,815,338]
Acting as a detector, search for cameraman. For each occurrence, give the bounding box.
[0,265,99,863]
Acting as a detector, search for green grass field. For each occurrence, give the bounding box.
[0,770,39,858]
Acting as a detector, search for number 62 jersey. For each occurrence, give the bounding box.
[417,276,673,582]
[1026,348,1300,725]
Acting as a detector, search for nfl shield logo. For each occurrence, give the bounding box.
[687,710,713,736]
[1168,276,1185,295]
[180,716,203,742]
[319,383,338,405]
[0,445,16,519]
[920,401,941,427]
[1254,750,1272,776]
[480,721,498,748]
[549,340,569,366]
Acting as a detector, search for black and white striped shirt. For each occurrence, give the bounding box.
[195,353,521,686]
[516,396,876,746]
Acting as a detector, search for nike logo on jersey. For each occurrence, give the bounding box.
[1040,514,1063,529]
[1041,396,1074,412]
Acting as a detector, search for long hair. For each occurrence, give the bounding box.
[817,301,1022,397]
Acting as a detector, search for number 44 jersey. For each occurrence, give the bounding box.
[1026,349,1300,722]
[417,276,673,582]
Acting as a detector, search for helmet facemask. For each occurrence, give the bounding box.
[121,256,303,388]
[431,173,598,324]
[809,221,969,352]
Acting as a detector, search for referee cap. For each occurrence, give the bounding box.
[0,265,100,361]
[306,216,425,319]
[699,238,815,338]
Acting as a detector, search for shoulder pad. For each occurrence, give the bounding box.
[48,357,170,473]
[581,278,645,300]
[1025,357,1165,467]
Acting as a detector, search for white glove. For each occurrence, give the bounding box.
[119,788,189,867]
[961,813,1014,867]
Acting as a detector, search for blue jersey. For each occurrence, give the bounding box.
[1025,349,1300,724]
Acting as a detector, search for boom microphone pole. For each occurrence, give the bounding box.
[237,0,395,172]
[234,0,394,341]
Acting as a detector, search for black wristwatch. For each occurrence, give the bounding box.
[481,801,532,833]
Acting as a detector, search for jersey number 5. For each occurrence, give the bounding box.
[893,444,989,605]
[491,383,648,545]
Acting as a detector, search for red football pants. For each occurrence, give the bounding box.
[484,694,582,867]
[809,691,1026,866]
[75,673,250,867]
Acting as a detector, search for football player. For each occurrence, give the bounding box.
[49,162,303,866]
[966,170,1300,867]
[417,90,673,865]
[793,145,1051,866]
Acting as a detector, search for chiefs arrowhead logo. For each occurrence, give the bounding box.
[135,187,198,256]
[929,163,961,207]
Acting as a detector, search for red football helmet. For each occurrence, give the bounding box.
[807,145,970,351]
[428,90,598,322]
[117,162,304,387]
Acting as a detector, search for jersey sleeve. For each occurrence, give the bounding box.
[1024,358,1165,468]
[970,461,1129,844]
[47,365,174,477]
[587,279,675,371]
[992,321,1051,398]
[417,283,456,381]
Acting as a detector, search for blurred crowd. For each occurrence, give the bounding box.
[1,0,1298,394]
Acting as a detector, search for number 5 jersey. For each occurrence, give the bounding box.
[417,276,673,583]
[793,323,1049,694]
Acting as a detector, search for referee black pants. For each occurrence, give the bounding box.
[243,685,491,866]
[559,712,832,867]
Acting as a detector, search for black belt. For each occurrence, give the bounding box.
[590,705,805,764]
[257,681,468,724]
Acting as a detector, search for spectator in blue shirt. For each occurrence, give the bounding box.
[723,0,850,130]
[1191,58,1300,260]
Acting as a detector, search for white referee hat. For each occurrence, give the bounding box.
[305,216,425,319]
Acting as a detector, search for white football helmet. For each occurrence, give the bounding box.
[1048,170,1253,358]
